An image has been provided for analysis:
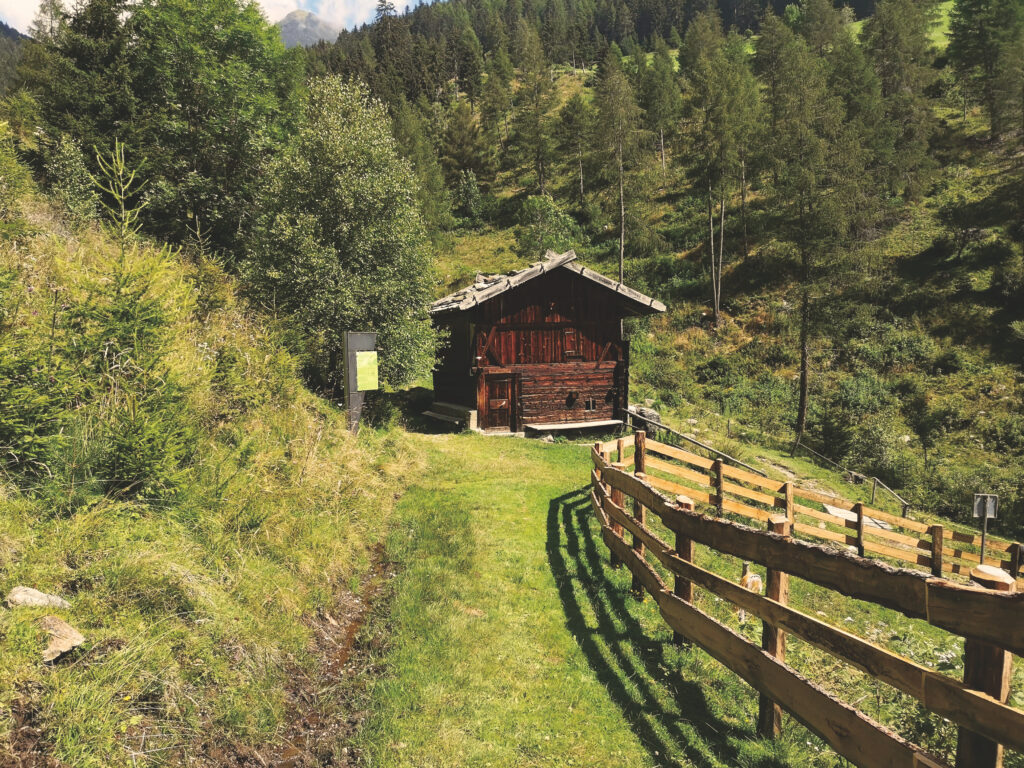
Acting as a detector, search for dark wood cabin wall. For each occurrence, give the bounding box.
[513,361,623,424]
[476,268,627,326]
[471,270,625,367]
[431,316,476,407]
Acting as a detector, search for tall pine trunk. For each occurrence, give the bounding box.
[578,152,585,201]
[660,128,666,173]
[794,287,810,452]
[793,229,811,454]
[708,178,717,326]
[740,156,749,259]
[718,187,726,317]
[618,140,625,283]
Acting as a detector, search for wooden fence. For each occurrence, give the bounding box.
[595,433,1023,587]
[589,432,1024,768]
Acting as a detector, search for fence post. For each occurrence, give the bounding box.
[854,502,865,558]
[758,513,791,739]
[608,462,626,569]
[634,430,646,474]
[672,494,695,645]
[783,482,794,525]
[870,477,878,505]
[631,473,647,599]
[712,459,724,516]
[956,566,1016,768]
[1010,543,1022,580]
[929,525,944,578]
[616,437,625,464]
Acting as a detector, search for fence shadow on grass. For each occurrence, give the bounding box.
[546,488,766,768]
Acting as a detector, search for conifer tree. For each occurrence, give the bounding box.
[392,97,453,234]
[557,92,596,204]
[756,13,866,448]
[641,36,681,172]
[441,100,492,184]
[481,58,513,153]
[681,14,760,325]
[455,25,485,107]
[595,49,642,282]
[863,0,938,197]
[949,0,1024,137]
[511,22,555,194]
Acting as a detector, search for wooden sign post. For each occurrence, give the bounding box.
[343,331,378,432]
[973,494,998,566]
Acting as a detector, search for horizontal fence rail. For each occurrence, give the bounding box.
[594,434,1023,587]
[588,432,1024,768]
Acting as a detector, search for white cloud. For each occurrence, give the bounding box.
[0,0,41,33]
[0,0,381,35]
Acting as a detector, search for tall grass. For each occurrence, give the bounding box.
[0,186,424,765]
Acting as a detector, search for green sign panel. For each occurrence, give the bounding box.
[355,350,379,391]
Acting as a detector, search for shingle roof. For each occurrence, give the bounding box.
[430,250,666,316]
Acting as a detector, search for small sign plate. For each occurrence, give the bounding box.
[973,493,998,519]
[355,350,379,392]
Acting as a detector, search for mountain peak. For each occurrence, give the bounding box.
[276,9,339,49]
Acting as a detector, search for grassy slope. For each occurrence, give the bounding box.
[0,196,424,765]
[446,10,1024,537]
[360,430,1023,767]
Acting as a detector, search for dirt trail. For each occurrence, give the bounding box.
[251,544,395,768]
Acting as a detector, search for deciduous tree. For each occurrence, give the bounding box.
[244,78,436,388]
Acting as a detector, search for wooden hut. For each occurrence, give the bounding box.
[426,250,666,432]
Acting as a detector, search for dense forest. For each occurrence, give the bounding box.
[1,0,1023,526]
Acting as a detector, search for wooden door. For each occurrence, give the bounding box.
[481,374,517,431]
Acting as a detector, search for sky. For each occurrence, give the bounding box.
[0,0,378,36]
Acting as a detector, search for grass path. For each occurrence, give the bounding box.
[357,432,797,768]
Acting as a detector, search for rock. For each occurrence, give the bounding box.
[7,587,71,610]
[38,616,85,662]
[686,418,698,426]
[643,398,655,408]
[540,434,555,443]
[631,405,661,424]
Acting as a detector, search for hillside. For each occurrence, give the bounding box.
[340,0,1024,542]
[0,138,422,766]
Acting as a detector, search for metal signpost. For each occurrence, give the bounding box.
[973,493,998,565]
[343,331,379,432]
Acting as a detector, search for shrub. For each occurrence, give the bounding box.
[455,169,482,224]
[45,134,98,223]
[848,323,938,372]
[0,320,77,473]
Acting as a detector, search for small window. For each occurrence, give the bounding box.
[584,398,597,411]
